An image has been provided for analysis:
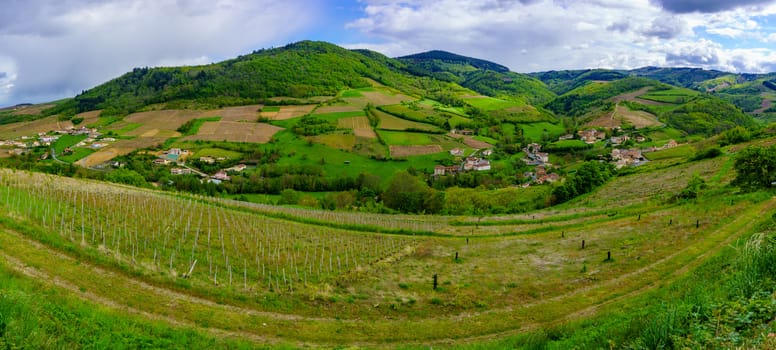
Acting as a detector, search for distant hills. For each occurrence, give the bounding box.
[5,40,775,148]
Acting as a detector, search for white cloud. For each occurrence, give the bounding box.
[0,0,319,106]
[345,0,776,73]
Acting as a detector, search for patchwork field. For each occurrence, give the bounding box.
[183,121,282,143]
[337,116,376,138]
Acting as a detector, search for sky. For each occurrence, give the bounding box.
[2,0,776,107]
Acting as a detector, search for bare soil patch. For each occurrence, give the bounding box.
[361,91,412,106]
[339,116,376,138]
[273,105,316,120]
[587,104,662,129]
[215,105,261,122]
[0,115,75,139]
[455,135,493,149]
[183,121,282,143]
[315,105,362,114]
[389,144,442,157]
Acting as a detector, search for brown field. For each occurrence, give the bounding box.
[314,105,362,114]
[588,103,662,129]
[0,116,74,139]
[183,121,282,143]
[273,105,317,120]
[215,105,262,122]
[389,144,443,157]
[454,135,493,149]
[338,116,376,138]
[360,91,413,106]
[10,104,55,115]
[342,97,370,108]
[77,110,102,125]
[119,110,209,137]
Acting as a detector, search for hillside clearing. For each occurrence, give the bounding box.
[389,144,443,157]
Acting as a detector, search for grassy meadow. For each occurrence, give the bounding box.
[1,133,774,348]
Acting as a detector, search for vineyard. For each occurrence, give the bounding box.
[0,170,418,297]
[1,155,775,347]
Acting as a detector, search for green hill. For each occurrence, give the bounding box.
[47,41,451,117]
[398,50,556,106]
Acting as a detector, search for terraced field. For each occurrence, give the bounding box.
[1,147,772,347]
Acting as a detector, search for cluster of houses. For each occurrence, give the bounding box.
[520,143,560,185]
[152,148,247,183]
[434,148,493,176]
[523,143,549,165]
[1,126,117,157]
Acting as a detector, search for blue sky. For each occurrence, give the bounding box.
[2,0,776,107]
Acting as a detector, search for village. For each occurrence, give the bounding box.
[0,126,116,158]
[434,126,680,187]
[150,148,247,184]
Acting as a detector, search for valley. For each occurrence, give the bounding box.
[0,41,775,349]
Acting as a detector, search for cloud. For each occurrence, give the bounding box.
[641,16,685,39]
[0,0,319,106]
[651,0,776,14]
[346,0,776,74]
[665,40,721,66]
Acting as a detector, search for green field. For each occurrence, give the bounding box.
[462,96,524,111]
[193,147,243,160]
[639,88,699,104]
[377,130,436,145]
[51,134,86,154]
[521,122,566,140]
[376,109,440,131]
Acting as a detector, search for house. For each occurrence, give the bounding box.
[171,168,192,175]
[454,129,474,136]
[558,134,574,141]
[449,148,464,157]
[434,165,461,176]
[611,148,646,169]
[481,149,493,157]
[578,129,604,144]
[463,157,490,171]
[634,135,646,143]
[473,159,491,171]
[153,158,169,165]
[199,156,216,164]
[212,170,231,181]
[610,135,629,145]
[663,140,678,149]
[524,143,542,154]
[227,164,247,172]
[168,148,182,156]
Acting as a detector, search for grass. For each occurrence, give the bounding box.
[1,135,775,347]
[639,88,699,104]
[51,134,86,154]
[377,130,436,145]
[58,148,95,163]
[521,122,566,141]
[192,147,243,160]
[462,96,524,111]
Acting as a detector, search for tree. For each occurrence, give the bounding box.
[104,168,147,187]
[382,171,437,213]
[733,145,776,191]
